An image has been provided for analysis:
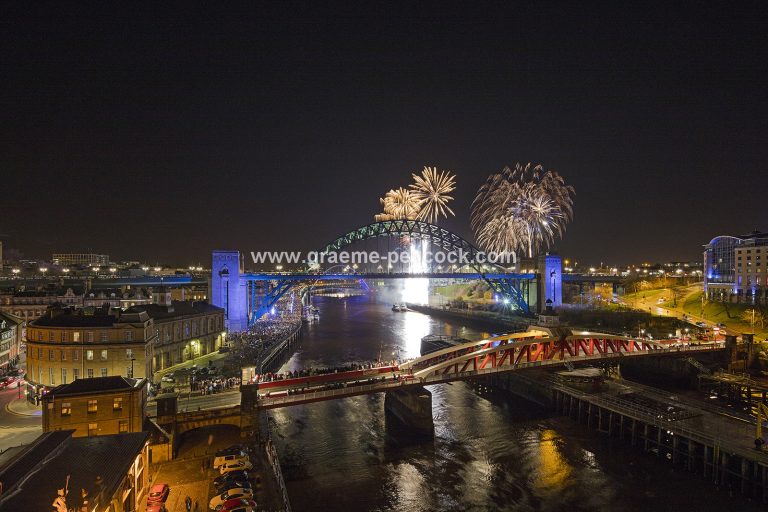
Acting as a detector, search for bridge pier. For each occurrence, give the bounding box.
[384,386,434,438]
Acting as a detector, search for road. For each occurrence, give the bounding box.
[0,384,43,452]
[147,389,241,416]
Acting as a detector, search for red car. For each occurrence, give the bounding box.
[147,483,170,504]
[217,498,257,512]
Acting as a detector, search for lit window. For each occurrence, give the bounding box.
[100,350,108,361]
[113,397,123,410]
[101,368,107,377]
[61,402,71,416]
[87,399,97,413]
[88,423,98,436]
[126,349,133,360]
[118,420,129,433]
[86,350,94,361]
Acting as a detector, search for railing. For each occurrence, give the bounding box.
[259,324,302,371]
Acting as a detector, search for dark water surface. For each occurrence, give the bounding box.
[270,295,758,512]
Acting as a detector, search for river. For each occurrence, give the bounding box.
[269,293,758,512]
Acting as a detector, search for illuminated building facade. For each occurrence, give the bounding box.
[704,231,768,303]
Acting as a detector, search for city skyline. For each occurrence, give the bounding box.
[2,4,766,265]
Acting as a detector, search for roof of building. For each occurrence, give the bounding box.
[0,430,148,511]
[31,305,150,327]
[44,376,147,399]
[125,300,223,320]
[0,311,22,327]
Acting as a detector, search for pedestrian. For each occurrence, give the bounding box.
[185,495,192,512]
[194,500,199,512]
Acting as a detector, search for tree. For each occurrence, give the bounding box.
[741,308,765,329]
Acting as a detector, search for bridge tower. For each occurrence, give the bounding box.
[211,251,248,331]
[537,253,562,312]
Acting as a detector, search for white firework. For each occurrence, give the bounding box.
[409,166,456,223]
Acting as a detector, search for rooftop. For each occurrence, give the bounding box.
[31,305,150,327]
[44,376,147,399]
[0,431,148,511]
[125,300,223,320]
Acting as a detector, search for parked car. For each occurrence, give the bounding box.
[146,505,167,512]
[216,481,252,494]
[215,498,257,512]
[695,321,706,327]
[147,483,170,504]
[716,323,727,328]
[215,445,246,457]
[161,373,175,383]
[213,471,248,488]
[213,452,249,469]
[209,488,254,510]
[219,460,253,474]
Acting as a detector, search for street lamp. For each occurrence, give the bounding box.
[276,265,283,271]
[11,268,20,274]
[39,267,48,273]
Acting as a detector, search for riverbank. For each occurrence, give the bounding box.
[406,303,528,332]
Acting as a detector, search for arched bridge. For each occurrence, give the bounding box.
[212,220,553,329]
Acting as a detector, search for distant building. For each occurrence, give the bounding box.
[0,312,22,373]
[42,376,148,437]
[26,305,157,400]
[83,287,153,309]
[704,231,768,303]
[0,286,84,323]
[0,429,149,512]
[125,299,225,373]
[52,253,110,266]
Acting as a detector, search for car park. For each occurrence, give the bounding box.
[219,460,253,474]
[147,483,170,504]
[209,488,254,510]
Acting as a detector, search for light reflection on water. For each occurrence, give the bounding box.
[270,295,760,512]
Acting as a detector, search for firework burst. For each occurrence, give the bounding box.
[471,163,574,258]
[409,166,456,223]
[379,187,422,220]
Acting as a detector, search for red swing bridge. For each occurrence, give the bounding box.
[251,326,722,409]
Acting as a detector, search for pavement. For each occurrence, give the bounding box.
[0,386,42,452]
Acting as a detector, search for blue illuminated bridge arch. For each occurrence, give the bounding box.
[243,220,537,324]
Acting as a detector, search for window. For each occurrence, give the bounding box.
[61,368,67,384]
[126,348,134,360]
[184,322,190,338]
[72,332,80,342]
[86,350,94,361]
[118,420,129,433]
[60,331,66,342]
[124,330,133,341]
[87,368,94,378]
[48,331,55,342]
[86,331,94,342]
[100,331,109,342]
[38,348,42,359]
[48,349,55,361]
[73,368,79,380]
[37,331,43,341]
[100,350,108,361]
[61,402,71,416]
[60,349,66,361]
[100,368,107,377]
[87,399,98,413]
[113,397,123,410]
[88,423,98,436]
[73,350,79,361]
[49,368,55,386]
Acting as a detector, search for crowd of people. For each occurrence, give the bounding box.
[252,360,395,384]
[191,375,241,395]
[229,314,302,369]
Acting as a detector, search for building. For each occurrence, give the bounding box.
[0,312,22,373]
[83,287,153,309]
[704,231,768,303]
[0,429,148,512]
[52,252,110,266]
[26,305,157,401]
[125,298,225,374]
[0,285,84,323]
[42,376,148,437]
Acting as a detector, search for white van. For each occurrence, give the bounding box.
[213,452,249,469]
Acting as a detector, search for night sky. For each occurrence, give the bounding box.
[2,3,766,267]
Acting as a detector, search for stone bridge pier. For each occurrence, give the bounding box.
[384,386,434,438]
